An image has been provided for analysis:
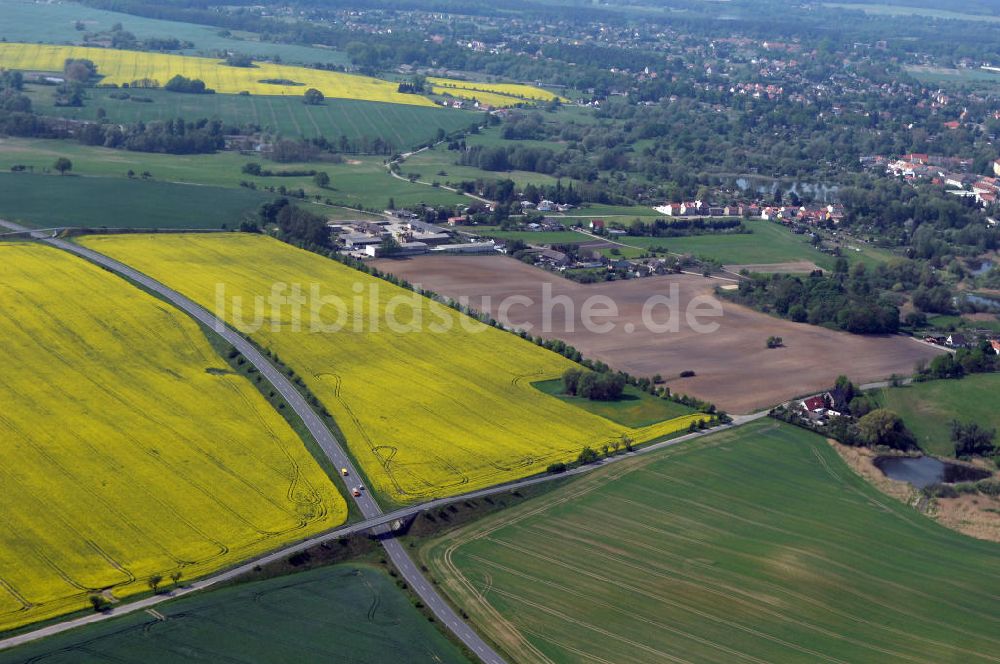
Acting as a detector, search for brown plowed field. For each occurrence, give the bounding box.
[375,255,943,414]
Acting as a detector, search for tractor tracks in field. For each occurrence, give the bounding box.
[0,219,769,661]
[0,220,505,664]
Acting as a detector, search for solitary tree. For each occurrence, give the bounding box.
[303,88,324,105]
[148,574,163,594]
[313,171,330,188]
[89,594,110,612]
[53,157,72,175]
[170,571,183,588]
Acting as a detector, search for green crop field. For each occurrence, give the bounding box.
[902,65,1000,93]
[619,221,837,268]
[0,564,470,663]
[0,172,269,229]
[532,379,696,428]
[0,0,349,66]
[25,86,478,151]
[465,125,573,152]
[332,166,470,209]
[872,374,1000,457]
[420,419,1000,663]
[0,138,465,212]
[402,145,565,189]
[926,314,1000,334]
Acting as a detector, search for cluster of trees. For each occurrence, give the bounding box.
[0,70,32,116]
[225,53,255,67]
[561,368,627,401]
[838,179,997,260]
[951,421,996,458]
[854,409,916,450]
[84,22,192,52]
[306,133,399,156]
[727,264,901,335]
[914,343,998,380]
[452,177,625,209]
[164,75,214,94]
[458,144,563,175]
[241,162,320,177]
[77,118,225,154]
[63,58,98,83]
[0,91,229,153]
[49,59,99,107]
[258,198,332,248]
[303,88,324,105]
[396,76,426,94]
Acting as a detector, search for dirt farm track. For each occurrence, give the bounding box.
[375,255,943,414]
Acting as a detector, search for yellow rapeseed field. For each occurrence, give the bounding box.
[81,234,705,505]
[429,77,561,106]
[0,243,346,632]
[0,42,436,107]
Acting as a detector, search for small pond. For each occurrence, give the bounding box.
[874,456,991,489]
[961,293,1000,312]
[732,177,840,203]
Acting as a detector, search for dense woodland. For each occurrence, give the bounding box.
[726,261,923,334]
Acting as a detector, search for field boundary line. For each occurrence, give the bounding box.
[0,219,766,656]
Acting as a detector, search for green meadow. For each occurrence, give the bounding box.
[421,419,1000,663]
[0,564,470,664]
[873,374,1000,457]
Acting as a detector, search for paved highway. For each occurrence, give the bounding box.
[0,221,505,663]
[0,408,757,654]
[0,221,766,658]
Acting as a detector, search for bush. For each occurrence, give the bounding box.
[546,462,567,474]
[679,370,696,378]
[976,479,1000,496]
[576,446,599,465]
[927,483,959,499]
[857,409,915,450]
[951,420,997,458]
[89,594,110,612]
